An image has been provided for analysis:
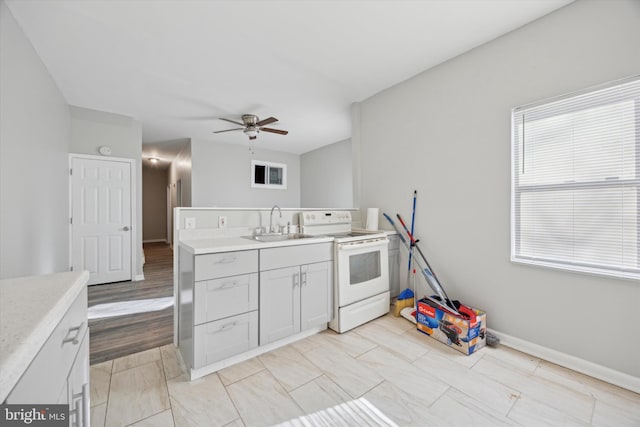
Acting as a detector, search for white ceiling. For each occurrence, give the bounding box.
[6,0,572,158]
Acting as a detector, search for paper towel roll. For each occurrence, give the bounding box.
[366,208,379,231]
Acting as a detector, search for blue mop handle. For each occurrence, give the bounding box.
[408,190,417,271]
[383,213,407,245]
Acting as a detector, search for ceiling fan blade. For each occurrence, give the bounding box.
[213,127,244,133]
[261,127,288,135]
[256,117,278,126]
[219,117,244,126]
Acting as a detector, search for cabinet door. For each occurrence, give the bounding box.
[300,261,332,331]
[389,248,400,298]
[259,266,300,345]
[68,328,90,427]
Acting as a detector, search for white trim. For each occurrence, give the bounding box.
[68,153,137,284]
[513,74,640,112]
[173,208,181,346]
[143,239,167,243]
[188,325,326,380]
[488,328,640,394]
[511,257,640,282]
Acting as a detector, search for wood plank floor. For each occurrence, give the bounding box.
[88,242,174,364]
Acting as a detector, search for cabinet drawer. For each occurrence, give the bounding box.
[195,250,258,281]
[260,243,333,271]
[7,287,88,404]
[193,311,258,369]
[194,273,258,325]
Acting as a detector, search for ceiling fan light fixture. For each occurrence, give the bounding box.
[244,127,259,139]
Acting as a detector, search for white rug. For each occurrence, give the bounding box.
[88,297,174,320]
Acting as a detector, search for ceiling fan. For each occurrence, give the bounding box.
[213,114,288,140]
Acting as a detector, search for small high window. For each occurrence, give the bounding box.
[251,160,287,189]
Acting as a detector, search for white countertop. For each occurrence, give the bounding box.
[180,235,335,255]
[0,271,89,402]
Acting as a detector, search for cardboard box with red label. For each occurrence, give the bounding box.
[415,297,487,355]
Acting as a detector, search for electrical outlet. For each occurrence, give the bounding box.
[218,216,227,228]
[185,217,196,229]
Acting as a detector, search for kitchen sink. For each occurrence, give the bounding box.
[242,233,316,242]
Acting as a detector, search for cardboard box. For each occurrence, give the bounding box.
[416,297,486,355]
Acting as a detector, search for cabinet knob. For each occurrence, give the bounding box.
[215,256,237,264]
[63,323,84,345]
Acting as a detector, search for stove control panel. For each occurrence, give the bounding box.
[299,211,351,226]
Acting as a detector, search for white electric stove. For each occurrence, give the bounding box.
[300,211,390,333]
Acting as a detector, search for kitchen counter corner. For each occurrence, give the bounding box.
[0,270,89,402]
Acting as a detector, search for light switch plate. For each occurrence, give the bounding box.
[218,216,227,228]
[185,217,196,229]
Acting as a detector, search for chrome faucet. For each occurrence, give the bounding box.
[269,205,282,233]
[253,210,266,235]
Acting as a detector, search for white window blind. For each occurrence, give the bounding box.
[511,76,640,280]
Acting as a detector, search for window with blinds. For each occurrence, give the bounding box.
[511,76,640,280]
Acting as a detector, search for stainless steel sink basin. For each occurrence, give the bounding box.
[242,233,315,242]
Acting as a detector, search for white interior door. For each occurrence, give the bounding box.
[71,157,132,285]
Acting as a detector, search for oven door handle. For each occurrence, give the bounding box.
[336,239,388,252]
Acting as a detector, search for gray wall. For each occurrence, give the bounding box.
[143,164,168,242]
[69,106,144,278]
[301,139,353,208]
[191,139,301,208]
[0,2,71,278]
[358,0,640,376]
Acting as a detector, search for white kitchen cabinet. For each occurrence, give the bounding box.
[259,266,300,344]
[301,262,333,330]
[259,243,333,346]
[5,286,89,426]
[388,234,401,298]
[178,241,333,380]
[193,311,258,368]
[67,329,90,427]
[194,250,258,281]
[194,273,258,325]
[179,248,259,372]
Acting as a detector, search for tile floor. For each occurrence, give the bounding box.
[90,314,640,427]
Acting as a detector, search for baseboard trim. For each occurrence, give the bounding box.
[489,328,640,394]
[134,274,145,281]
[143,239,167,243]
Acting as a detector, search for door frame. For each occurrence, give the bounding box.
[68,153,138,283]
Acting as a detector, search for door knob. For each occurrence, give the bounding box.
[123,226,130,231]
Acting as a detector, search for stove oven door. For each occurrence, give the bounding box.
[335,238,389,307]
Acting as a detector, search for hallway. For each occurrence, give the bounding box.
[88,242,174,364]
